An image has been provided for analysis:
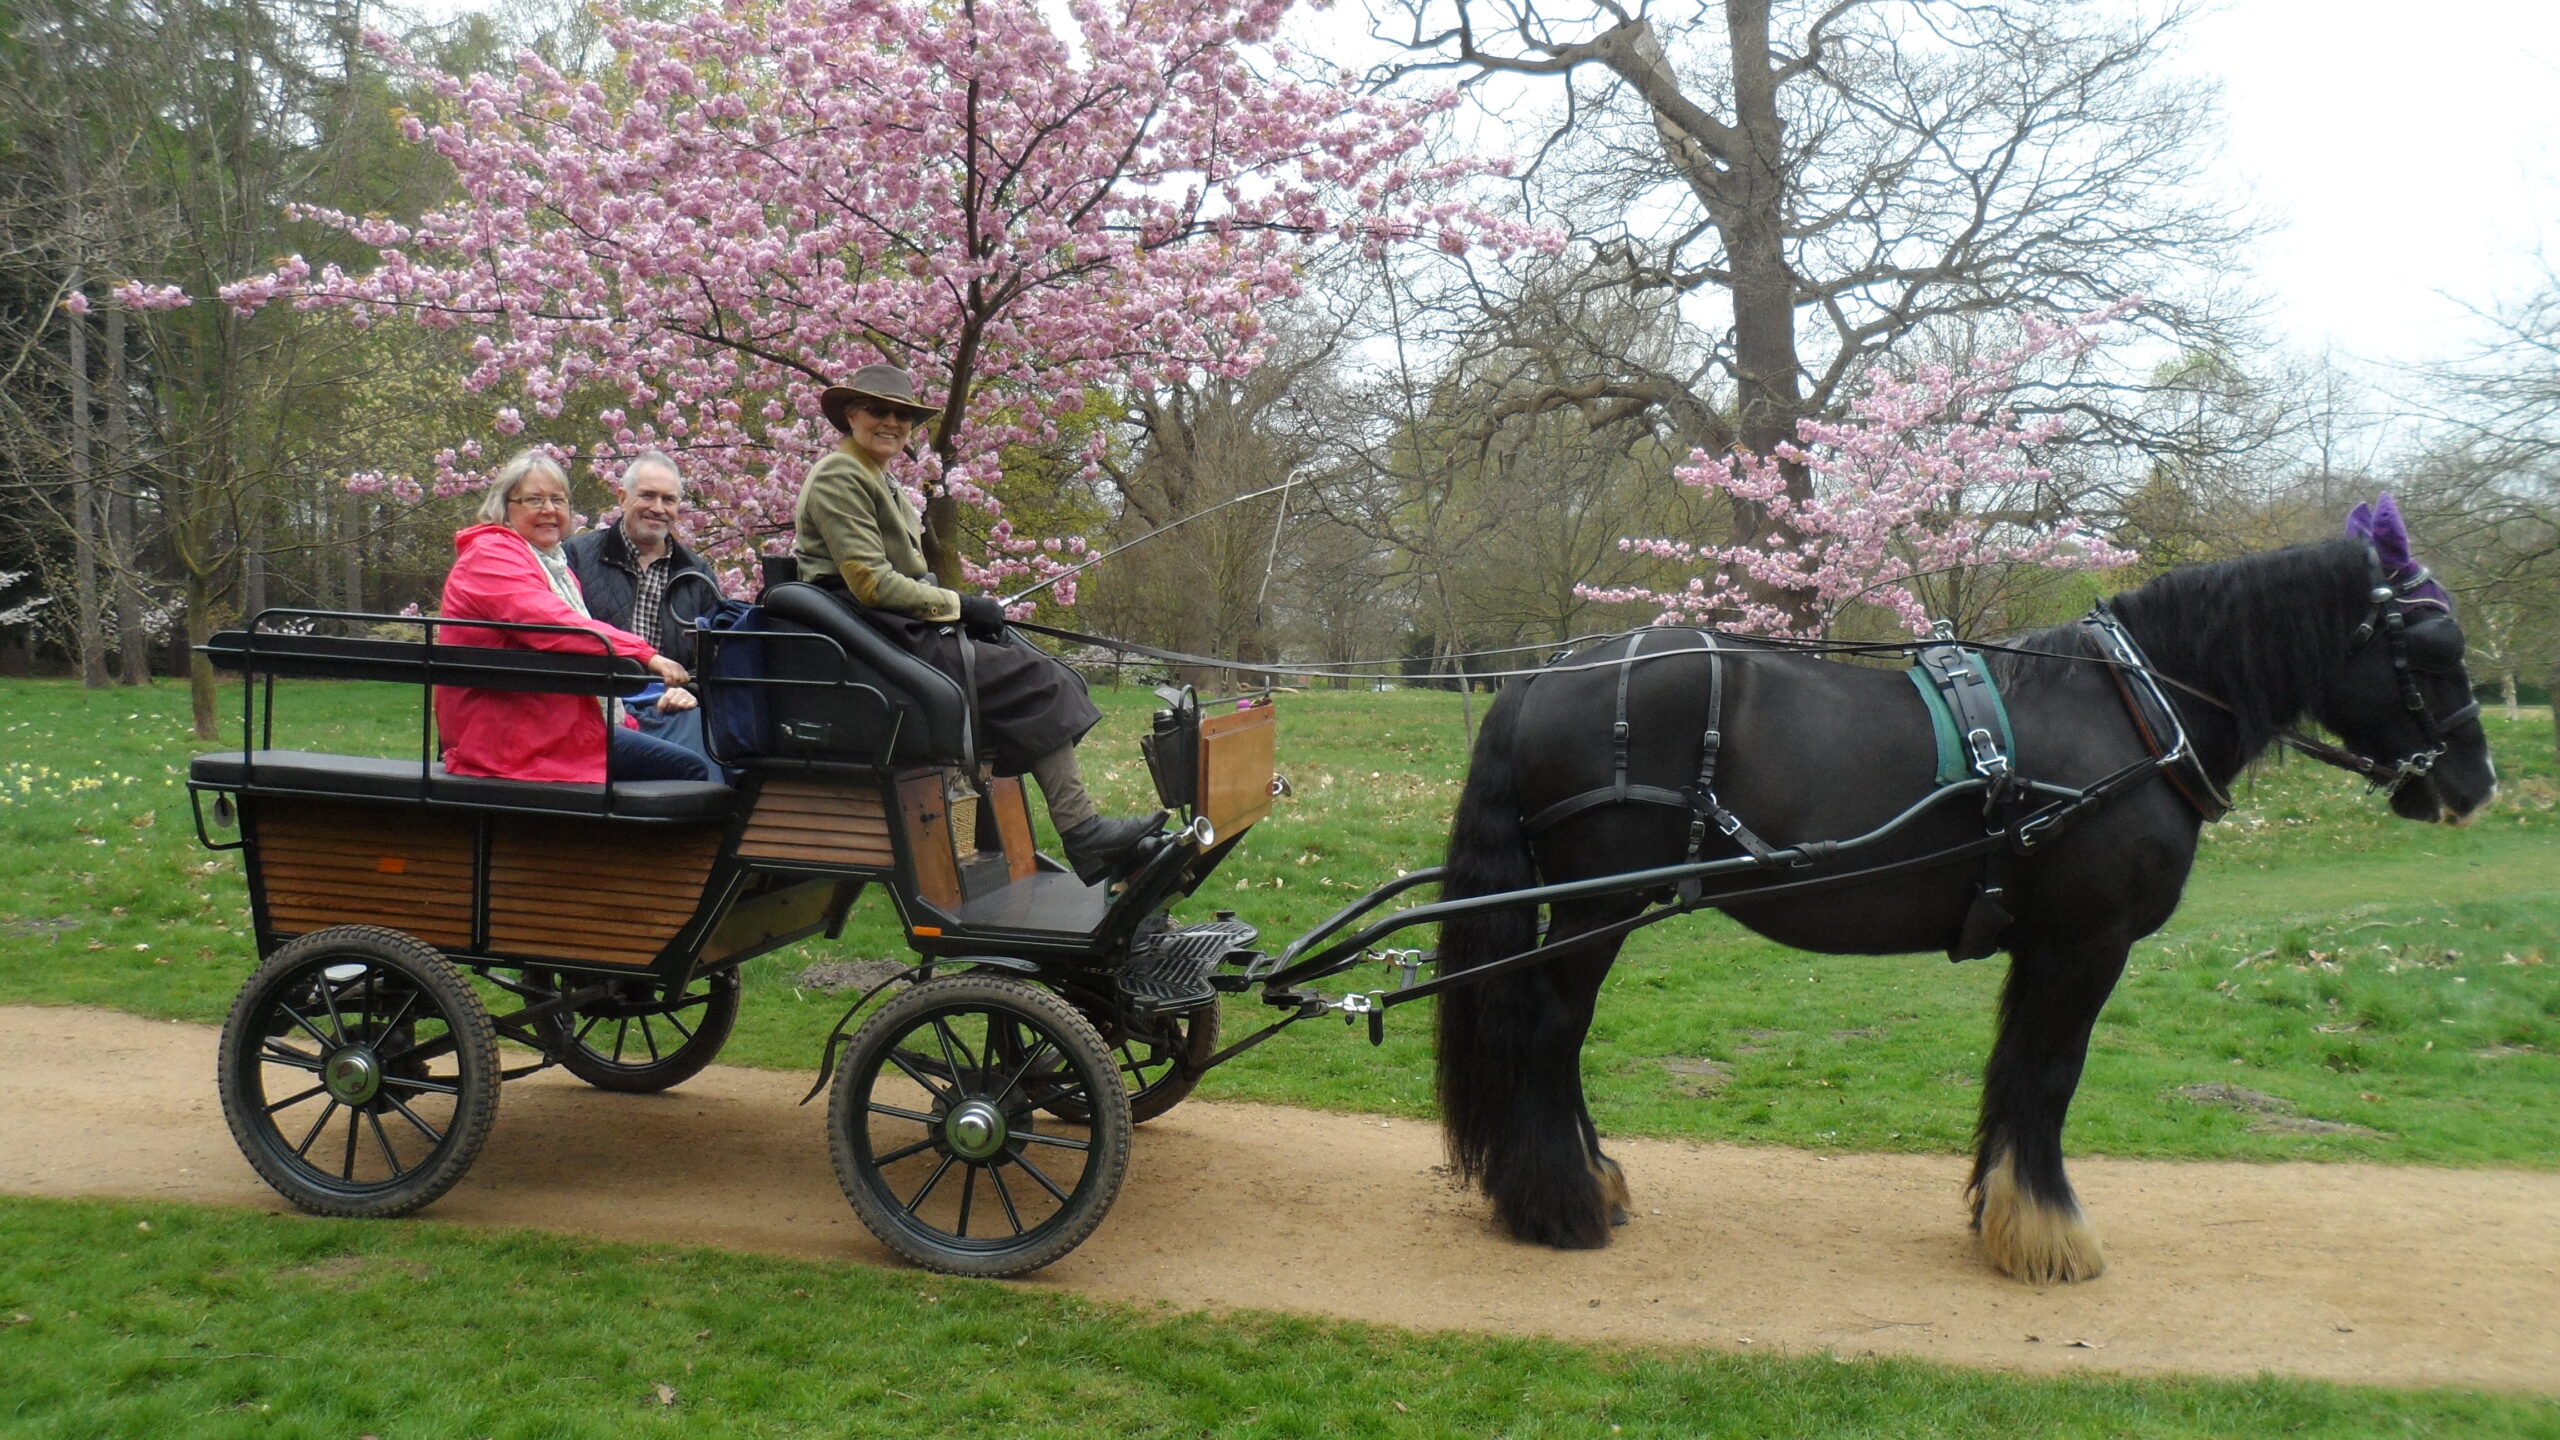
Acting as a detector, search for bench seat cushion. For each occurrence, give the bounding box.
[189,750,735,822]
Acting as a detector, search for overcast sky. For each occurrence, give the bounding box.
[1272,0,2560,369]
[2183,0,2560,365]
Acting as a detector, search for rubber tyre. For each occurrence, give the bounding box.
[217,926,499,1218]
[542,968,740,1093]
[1118,1003,1218,1123]
[1047,1001,1219,1125]
[828,975,1131,1278]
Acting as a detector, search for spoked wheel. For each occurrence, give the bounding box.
[217,926,498,1218]
[828,975,1131,1277]
[1046,1001,1220,1125]
[534,968,740,1093]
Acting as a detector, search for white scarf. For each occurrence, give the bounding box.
[523,535,620,727]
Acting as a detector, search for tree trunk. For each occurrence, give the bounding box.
[52,31,110,690]
[341,488,364,613]
[242,529,267,620]
[187,571,218,740]
[108,304,149,684]
[1436,588,1474,746]
[65,282,108,688]
[1617,5,1815,625]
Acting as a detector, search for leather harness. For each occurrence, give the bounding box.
[1504,545,2476,962]
[1518,630,1782,886]
[2086,603,2231,821]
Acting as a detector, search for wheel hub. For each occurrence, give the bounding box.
[943,1099,1009,1160]
[323,1046,383,1105]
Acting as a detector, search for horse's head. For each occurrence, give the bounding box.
[2317,496,2496,824]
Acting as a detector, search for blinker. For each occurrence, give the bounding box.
[2401,617,2467,673]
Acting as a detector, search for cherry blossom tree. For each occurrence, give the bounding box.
[220,0,1542,596]
[1581,306,2139,638]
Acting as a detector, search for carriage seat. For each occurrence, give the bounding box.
[187,750,736,822]
[754,582,968,766]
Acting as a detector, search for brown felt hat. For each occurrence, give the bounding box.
[820,364,941,432]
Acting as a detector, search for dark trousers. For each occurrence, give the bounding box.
[631,702,732,781]
[608,722,712,782]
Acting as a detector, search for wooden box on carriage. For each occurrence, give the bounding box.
[731,763,1039,912]
[1196,702,1277,839]
[249,795,727,969]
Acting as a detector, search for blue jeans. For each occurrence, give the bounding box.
[608,721,711,782]
[630,702,729,780]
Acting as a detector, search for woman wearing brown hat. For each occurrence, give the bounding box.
[791,364,1163,884]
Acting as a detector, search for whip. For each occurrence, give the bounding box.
[999,476,1303,608]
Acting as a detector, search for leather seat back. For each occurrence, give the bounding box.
[758,582,968,765]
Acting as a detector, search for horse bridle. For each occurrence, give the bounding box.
[2271,546,2480,797]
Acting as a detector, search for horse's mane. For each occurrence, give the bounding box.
[1994,537,2370,764]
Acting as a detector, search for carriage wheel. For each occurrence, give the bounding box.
[1044,1001,1220,1125]
[217,926,499,1218]
[827,975,1131,1277]
[535,968,740,1093]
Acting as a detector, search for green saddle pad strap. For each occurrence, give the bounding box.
[1905,647,2015,787]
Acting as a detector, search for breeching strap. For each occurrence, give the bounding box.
[1516,630,1780,868]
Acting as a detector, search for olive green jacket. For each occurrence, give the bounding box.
[790,448,961,622]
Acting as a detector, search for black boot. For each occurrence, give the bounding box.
[1060,811,1167,886]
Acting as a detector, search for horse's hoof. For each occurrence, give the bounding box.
[1593,1154,1632,1223]
[1976,1155,2107,1284]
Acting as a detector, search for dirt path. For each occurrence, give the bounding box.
[3,1006,2554,1394]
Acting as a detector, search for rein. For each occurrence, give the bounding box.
[1013,540,2474,801]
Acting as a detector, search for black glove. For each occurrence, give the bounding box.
[957,595,1009,641]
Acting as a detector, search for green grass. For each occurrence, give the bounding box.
[0,679,2553,1168]
[2,681,2557,1430]
[2,1196,2551,1439]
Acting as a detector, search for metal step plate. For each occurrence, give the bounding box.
[1120,917,1259,1014]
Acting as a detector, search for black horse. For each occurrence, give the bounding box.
[1433,511,2496,1284]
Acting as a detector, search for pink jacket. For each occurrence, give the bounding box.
[434,523,655,784]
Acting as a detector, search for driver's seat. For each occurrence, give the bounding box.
[756,582,970,767]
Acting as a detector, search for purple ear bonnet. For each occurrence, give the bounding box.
[2347,493,2452,612]
[2368,494,2414,569]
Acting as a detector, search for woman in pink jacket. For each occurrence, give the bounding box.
[435,451,711,784]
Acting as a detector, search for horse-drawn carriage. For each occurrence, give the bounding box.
[188,580,1281,1276]
[190,510,2495,1285]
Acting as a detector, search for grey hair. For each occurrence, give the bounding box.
[620,450,683,493]
[477,450,568,525]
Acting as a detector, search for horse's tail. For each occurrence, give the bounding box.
[1436,682,1608,1243]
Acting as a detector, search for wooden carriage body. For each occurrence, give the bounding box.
[188,589,1278,992]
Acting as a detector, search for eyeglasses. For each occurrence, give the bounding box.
[507,494,572,511]
[855,402,920,422]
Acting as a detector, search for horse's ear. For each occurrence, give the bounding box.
[2369,493,2416,569]
[2403,615,2468,672]
[2345,501,2375,542]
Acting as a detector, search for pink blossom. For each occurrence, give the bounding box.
[220,0,1541,580]
[1583,303,2143,638]
[110,282,192,310]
